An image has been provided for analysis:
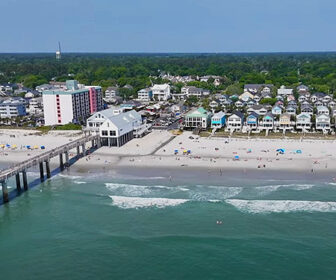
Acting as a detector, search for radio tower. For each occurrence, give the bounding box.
[56,42,61,60]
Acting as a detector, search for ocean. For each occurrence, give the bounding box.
[1,167,336,279]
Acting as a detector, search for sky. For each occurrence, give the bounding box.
[1,0,335,53]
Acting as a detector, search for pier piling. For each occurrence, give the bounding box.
[59,154,64,171]
[15,173,21,192]
[76,146,80,156]
[45,160,51,179]
[65,151,69,168]
[1,180,9,203]
[39,162,44,182]
[22,170,28,190]
[82,144,86,156]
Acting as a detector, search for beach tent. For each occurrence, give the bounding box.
[41,146,45,150]
[276,149,285,154]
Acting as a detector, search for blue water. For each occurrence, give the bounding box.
[1,170,336,279]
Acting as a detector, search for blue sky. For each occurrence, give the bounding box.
[1,0,335,52]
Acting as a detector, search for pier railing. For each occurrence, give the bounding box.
[0,134,99,182]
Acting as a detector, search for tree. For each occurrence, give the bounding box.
[225,84,242,95]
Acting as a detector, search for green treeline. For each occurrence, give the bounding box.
[1,53,336,96]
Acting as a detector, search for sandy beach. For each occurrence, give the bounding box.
[1,129,336,174]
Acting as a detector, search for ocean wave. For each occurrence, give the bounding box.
[109,195,188,209]
[74,181,87,185]
[58,174,82,180]
[105,183,189,196]
[190,186,242,201]
[225,199,336,214]
[255,184,314,196]
[327,182,336,186]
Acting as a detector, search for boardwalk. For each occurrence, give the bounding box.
[0,134,101,204]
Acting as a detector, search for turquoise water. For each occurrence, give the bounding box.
[1,170,336,279]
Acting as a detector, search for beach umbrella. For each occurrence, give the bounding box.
[26,145,31,149]
[276,149,285,153]
[12,144,17,149]
[6,144,10,148]
[33,145,38,149]
[296,150,302,154]
[234,155,240,160]
[0,144,4,148]
[41,146,45,150]
[174,149,178,154]
[187,150,191,154]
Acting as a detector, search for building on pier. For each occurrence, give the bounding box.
[42,80,103,126]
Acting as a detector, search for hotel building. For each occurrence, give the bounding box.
[42,80,103,126]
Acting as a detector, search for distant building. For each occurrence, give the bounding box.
[152,84,171,101]
[277,85,293,96]
[0,98,26,118]
[42,80,103,126]
[211,111,226,128]
[105,87,120,99]
[137,88,153,101]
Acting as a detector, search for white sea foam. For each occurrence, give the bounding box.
[58,174,82,180]
[109,195,189,209]
[74,181,87,185]
[226,199,336,214]
[255,184,314,196]
[191,186,242,200]
[327,182,336,186]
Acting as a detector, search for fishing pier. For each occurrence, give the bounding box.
[0,134,101,204]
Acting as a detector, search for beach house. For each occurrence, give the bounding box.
[239,91,254,102]
[211,111,226,128]
[315,114,331,132]
[247,105,268,116]
[277,85,293,96]
[278,113,293,131]
[296,113,311,131]
[184,107,212,129]
[316,106,329,115]
[271,105,282,115]
[246,112,259,130]
[259,113,274,130]
[226,111,244,131]
[301,104,314,115]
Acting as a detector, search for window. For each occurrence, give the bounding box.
[110,130,116,136]
[102,130,108,136]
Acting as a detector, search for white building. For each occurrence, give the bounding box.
[0,98,27,118]
[98,110,144,146]
[137,88,153,101]
[277,85,293,96]
[28,97,43,115]
[42,80,103,126]
[105,87,119,99]
[152,84,171,101]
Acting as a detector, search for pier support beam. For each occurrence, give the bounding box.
[59,153,64,171]
[45,160,51,179]
[22,170,28,190]
[39,162,44,182]
[1,180,9,203]
[15,173,21,192]
[65,151,69,168]
[77,146,80,157]
[82,144,86,156]
[91,140,95,148]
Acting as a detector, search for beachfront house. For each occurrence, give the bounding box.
[226,111,244,131]
[328,101,336,108]
[235,100,244,108]
[296,113,311,131]
[278,113,294,131]
[315,114,331,132]
[210,100,220,110]
[184,107,212,129]
[297,84,309,93]
[259,113,274,130]
[298,95,308,103]
[246,112,259,130]
[316,106,329,115]
[211,111,226,128]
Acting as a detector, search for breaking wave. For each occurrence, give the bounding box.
[255,184,314,196]
[110,195,188,209]
[225,199,336,214]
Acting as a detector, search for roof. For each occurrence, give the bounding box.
[186,107,210,118]
[247,112,259,118]
[297,113,311,119]
[212,111,225,118]
[316,106,329,111]
[230,111,244,119]
[152,84,170,90]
